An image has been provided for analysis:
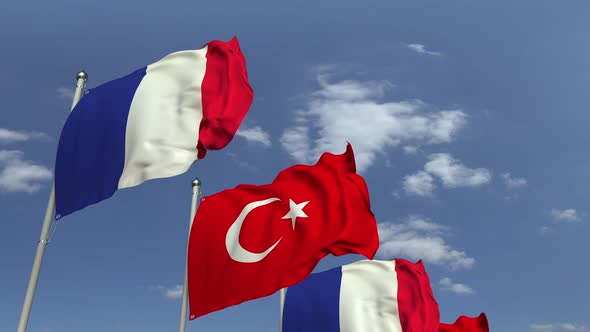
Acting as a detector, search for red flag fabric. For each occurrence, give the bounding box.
[197,36,254,158]
[439,313,489,332]
[187,143,379,319]
[396,259,441,331]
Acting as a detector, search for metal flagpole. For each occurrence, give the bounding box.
[178,178,202,332]
[279,288,286,332]
[17,71,88,332]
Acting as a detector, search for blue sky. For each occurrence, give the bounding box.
[1,1,589,331]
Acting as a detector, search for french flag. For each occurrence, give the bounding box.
[54,37,253,219]
[281,259,441,332]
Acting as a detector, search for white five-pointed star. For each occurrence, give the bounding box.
[281,199,310,230]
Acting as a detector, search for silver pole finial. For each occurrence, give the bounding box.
[192,178,202,188]
[76,70,88,82]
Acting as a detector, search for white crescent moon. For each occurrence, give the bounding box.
[225,197,282,263]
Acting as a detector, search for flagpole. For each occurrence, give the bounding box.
[178,178,202,332]
[17,71,88,332]
[279,288,286,332]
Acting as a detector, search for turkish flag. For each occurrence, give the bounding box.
[439,313,489,332]
[187,143,379,319]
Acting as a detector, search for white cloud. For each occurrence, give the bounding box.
[0,128,49,144]
[403,171,435,196]
[280,75,466,172]
[0,150,52,193]
[539,226,551,235]
[377,216,475,270]
[403,146,419,154]
[153,284,183,299]
[551,209,581,222]
[225,152,257,172]
[424,153,492,188]
[405,217,447,232]
[407,43,442,56]
[439,277,475,294]
[165,285,183,299]
[281,118,311,164]
[530,323,588,331]
[57,87,74,100]
[313,77,392,101]
[236,126,271,147]
[403,153,491,196]
[501,172,527,189]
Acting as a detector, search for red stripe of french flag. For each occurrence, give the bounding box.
[198,36,254,159]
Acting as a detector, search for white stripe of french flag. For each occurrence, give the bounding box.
[54,37,253,219]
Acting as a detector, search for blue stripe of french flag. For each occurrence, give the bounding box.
[281,259,440,332]
[54,37,253,219]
